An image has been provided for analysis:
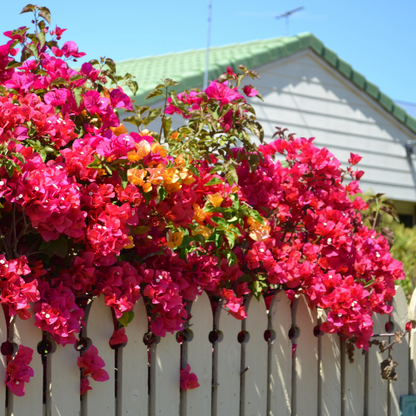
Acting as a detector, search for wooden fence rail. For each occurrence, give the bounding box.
[1,286,415,416]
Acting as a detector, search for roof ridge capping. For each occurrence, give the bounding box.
[123,32,416,134]
[277,33,416,134]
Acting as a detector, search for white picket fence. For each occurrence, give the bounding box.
[1,286,416,416]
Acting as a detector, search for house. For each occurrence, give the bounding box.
[115,33,416,225]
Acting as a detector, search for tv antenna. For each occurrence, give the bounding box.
[275,6,304,36]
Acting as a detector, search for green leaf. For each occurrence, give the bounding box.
[137,106,150,115]
[126,79,138,96]
[143,108,161,126]
[70,74,84,82]
[248,210,264,224]
[51,77,67,86]
[13,153,25,164]
[211,216,228,228]
[226,165,238,186]
[119,170,128,189]
[225,231,236,248]
[204,177,222,187]
[5,160,15,177]
[145,87,164,101]
[209,166,223,174]
[188,164,200,178]
[28,43,38,59]
[162,78,180,87]
[248,153,259,172]
[117,310,135,327]
[89,59,99,66]
[38,30,45,48]
[105,58,116,73]
[39,235,68,258]
[124,115,142,129]
[21,4,36,14]
[38,7,51,24]
[158,186,168,202]
[163,116,172,138]
[73,88,83,108]
[6,60,22,69]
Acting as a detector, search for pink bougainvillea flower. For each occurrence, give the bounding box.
[348,152,362,165]
[242,84,258,97]
[180,364,200,390]
[78,345,109,391]
[109,327,128,346]
[204,81,244,106]
[5,345,34,397]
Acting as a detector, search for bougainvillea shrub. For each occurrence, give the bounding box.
[0,5,404,395]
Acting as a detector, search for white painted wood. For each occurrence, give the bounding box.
[182,292,212,416]
[366,313,388,416]
[150,332,180,416]
[9,307,43,416]
[409,289,416,395]
[82,296,115,416]
[268,291,292,416]
[389,286,409,416]
[0,307,7,416]
[118,296,149,416]
[241,296,268,416]
[212,303,242,416]
[319,313,341,416]
[292,296,318,416]
[343,342,365,416]
[49,343,81,416]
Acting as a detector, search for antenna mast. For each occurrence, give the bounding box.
[204,0,213,90]
[275,6,304,36]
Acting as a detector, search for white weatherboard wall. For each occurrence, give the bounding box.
[136,48,416,206]
[249,50,416,203]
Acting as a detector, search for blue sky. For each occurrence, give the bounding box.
[1,1,416,110]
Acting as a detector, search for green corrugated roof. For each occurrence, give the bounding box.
[116,32,416,135]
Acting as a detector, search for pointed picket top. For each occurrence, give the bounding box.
[366,312,388,415]
[117,295,149,416]
[241,295,268,416]
[390,285,410,416]
[8,306,43,416]
[319,311,341,416]
[292,295,318,416]
[181,291,213,416]
[268,291,292,416]
[212,302,242,416]
[82,296,115,416]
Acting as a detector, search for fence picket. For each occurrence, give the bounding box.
[389,286,409,416]
[9,307,43,416]
[118,295,149,416]
[212,304,242,416]
[49,342,81,416]
[409,289,416,395]
[241,295,268,416]
[343,342,365,416]
[82,296,115,416]
[150,332,180,416]
[181,292,212,416]
[292,296,318,416]
[319,314,341,416]
[268,291,292,416]
[366,312,388,416]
